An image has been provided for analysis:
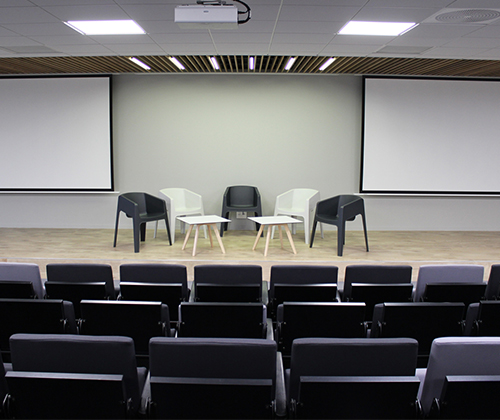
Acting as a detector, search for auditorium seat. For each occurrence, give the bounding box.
[0,262,45,299]
[464,300,500,336]
[287,337,420,418]
[484,264,500,300]
[148,337,285,418]
[420,282,486,310]
[370,302,465,367]
[0,281,37,299]
[413,264,484,302]
[9,333,147,416]
[418,337,500,416]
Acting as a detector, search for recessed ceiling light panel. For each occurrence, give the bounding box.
[339,21,417,36]
[65,20,146,35]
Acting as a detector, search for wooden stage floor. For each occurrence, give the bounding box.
[0,228,499,283]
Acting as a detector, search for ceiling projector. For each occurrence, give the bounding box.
[175,1,250,29]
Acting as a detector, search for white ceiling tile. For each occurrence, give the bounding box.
[353,7,444,22]
[0,7,60,24]
[278,5,361,23]
[42,5,130,21]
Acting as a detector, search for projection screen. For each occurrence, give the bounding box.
[361,76,500,195]
[0,76,113,192]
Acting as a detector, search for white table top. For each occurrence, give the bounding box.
[248,216,302,225]
[177,215,230,225]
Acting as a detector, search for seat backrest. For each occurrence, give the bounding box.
[9,333,143,413]
[419,337,500,415]
[225,186,259,207]
[46,263,116,299]
[119,263,189,299]
[79,300,170,355]
[269,265,338,298]
[120,192,147,214]
[0,299,77,354]
[470,301,500,336]
[0,262,45,299]
[277,303,367,355]
[342,264,412,300]
[288,337,418,403]
[178,302,267,339]
[276,189,319,210]
[485,264,500,300]
[160,188,202,210]
[414,264,485,302]
[194,283,262,303]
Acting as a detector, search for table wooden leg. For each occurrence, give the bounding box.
[253,225,265,250]
[192,225,200,256]
[278,225,284,249]
[284,224,297,254]
[264,225,272,257]
[182,225,194,251]
[207,224,214,248]
[212,224,226,254]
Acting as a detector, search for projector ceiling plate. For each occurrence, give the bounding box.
[175,4,239,29]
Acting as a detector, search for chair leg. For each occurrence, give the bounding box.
[337,223,345,257]
[362,213,369,252]
[154,221,158,239]
[165,216,172,245]
[113,211,120,247]
[309,219,318,248]
[133,220,141,253]
[140,223,147,242]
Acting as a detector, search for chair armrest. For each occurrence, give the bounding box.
[119,196,139,218]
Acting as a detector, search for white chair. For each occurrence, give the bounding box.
[271,189,323,244]
[154,188,207,244]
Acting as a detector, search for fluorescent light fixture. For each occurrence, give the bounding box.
[65,20,146,35]
[319,57,336,71]
[210,56,219,70]
[169,57,185,70]
[285,57,296,71]
[339,21,417,36]
[249,56,255,70]
[129,57,151,70]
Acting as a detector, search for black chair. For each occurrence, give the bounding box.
[46,263,117,300]
[148,337,284,419]
[341,264,413,301]
[348,283,414,321]
[310,195,369,257]
[9,333,147,416]
[193,264,265,303]
[45,282,108,319]
[370,302,465,367]
[430,375,500,419]
[465,301,500,336]
[178,302,268,339]
[79,300,171,365]
[0,281,36,299]
[5,371,128,419]
[113,192,172,253]
[422,282,487,309]
[220,186,262,237]
[293,376,421,419]
[0,299,77,361]
[276,303,366,365]
[485,264,500,300]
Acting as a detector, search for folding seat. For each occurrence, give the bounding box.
[418,337,500,416]
[78,300,171,366]
[484,264,500,300]
[192,264,265,304]
[0,280,37,299]
[464,300,500,336]
[413,264,484,302]
[287,337,420,419]
[275,302,367,366]
[0,262,45,299]
[9,333,147,416]
[178,302,270,339]
[119,263,189,323]
[5,371,128,419]
[341,264,413,301]
[421,282,486,310]
[0,299,77,361]
[370,302,465,367]
[267,265,339,321]
[148,337,286,419]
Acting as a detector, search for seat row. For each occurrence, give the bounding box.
[2,334,500,419]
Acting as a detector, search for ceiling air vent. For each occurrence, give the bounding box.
[423,8,500,24]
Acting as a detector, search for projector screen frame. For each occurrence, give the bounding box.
[0,74,114,193]
[360,75,500,197]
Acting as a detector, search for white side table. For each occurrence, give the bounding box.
[177,215,230,256]
[248,216,302,257]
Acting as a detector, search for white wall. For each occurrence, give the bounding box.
[1,73,500,231]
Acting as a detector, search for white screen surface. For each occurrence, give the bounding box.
[0,76,112,191]
[361,77,500,195]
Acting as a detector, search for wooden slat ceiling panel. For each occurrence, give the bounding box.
[0,55,500,77]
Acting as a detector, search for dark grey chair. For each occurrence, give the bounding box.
[220,186,262,237]
[113,192,171,253]
[9,333,147,416]
[465,300,500,336]
[309,195,369,256]
[148,337,285,419]
[485,264,500,300]
[0,262,45,299]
